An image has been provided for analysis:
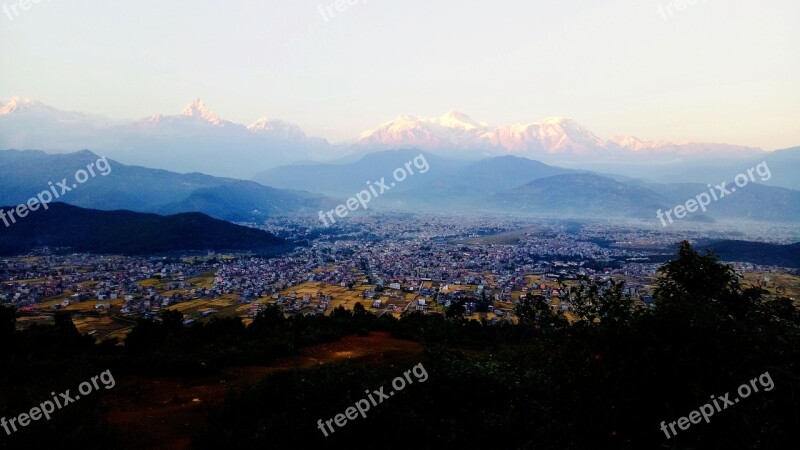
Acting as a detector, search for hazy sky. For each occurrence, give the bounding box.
[1,0,798,149]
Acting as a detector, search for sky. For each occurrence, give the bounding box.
[1,0,798,149]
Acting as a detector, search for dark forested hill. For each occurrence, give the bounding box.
[0,203,289,255]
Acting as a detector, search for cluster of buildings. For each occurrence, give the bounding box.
[0,254,213,314]
[2,214,796,325]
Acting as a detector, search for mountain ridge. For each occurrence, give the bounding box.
[0,149,333,222]
[1,97,780,179]
[0,203,290,256]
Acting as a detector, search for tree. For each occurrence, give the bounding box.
[0,305,15,339]
[250,304,285,335]
[160,309,184,331]
[353,302,367,317]
[0,305,15,354]
[330,305,352,321]
[53,311,81,339]
[516,294,567,332]
[654,241,758,322]
[445,301,466,320]
[656,241,742,304]
[566,277,638,326]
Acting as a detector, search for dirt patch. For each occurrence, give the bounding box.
[103,332,422,450]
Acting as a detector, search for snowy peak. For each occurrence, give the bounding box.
[358,111,608,156]
[539,116,569,125]
[437,110,488,131]
[609,135,657,152]
[117,98,325,148]
[0,97,58,115]
[362,111,488,136]
[490,117,606,156]
[0,98,768,166]
[607,136,762,158]
[141,98,227,127]
[355,111,765,160]
[527,117,598,138]
[248,118,307,140]
[0,97,109,127]
[359,111,495,149]
[180,98,222,125]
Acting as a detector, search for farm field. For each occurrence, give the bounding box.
[16,268,795,345]
[165,295,241,320]
[72,315,136,339]
[741,272,800,298]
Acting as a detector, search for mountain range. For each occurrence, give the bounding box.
[254,149,470,197]
[254,151,800,222]
[2,97,790,182]
[0,150,333,222]
[0,97,329,177]
[356,112,762,161]
[3,148,796,226]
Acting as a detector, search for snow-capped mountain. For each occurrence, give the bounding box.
[110,99,332,176]
[180,97,224,125]
[357,112,610,155]
[0,98,770,179]
[489,118,607,156]
[123,98,245,137]
[248,118,307,140]
[358,111,491,149]
[0,97,57,116]
[356,111,763,162]
[607,135,761,158]
[0,96,110,123]
[0,97,113,152]
[0,97,330,177]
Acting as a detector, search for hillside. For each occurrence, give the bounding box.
[253,149,466,197]
[404,155,578,206]
[0,149,331,222]
[0,203,289,256]
[486,173,667,217]
[696,240,800,267]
